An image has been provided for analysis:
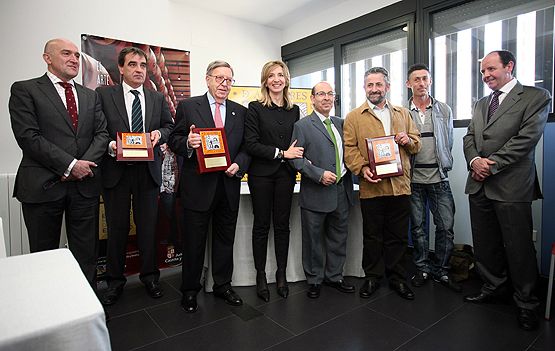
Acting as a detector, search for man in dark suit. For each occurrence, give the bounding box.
[96,47,174,305]
[289,82,355,298]
[169,61,250,313]
[9,38,109,287]
[463,50,551,331]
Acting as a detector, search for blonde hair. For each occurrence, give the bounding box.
[258,60,293,110]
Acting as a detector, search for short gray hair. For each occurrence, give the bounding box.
[206,60,234,76]
[364,67,390,85]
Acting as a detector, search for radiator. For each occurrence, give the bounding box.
[0,173,28,256]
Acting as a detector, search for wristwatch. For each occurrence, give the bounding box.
[277,149,284,159]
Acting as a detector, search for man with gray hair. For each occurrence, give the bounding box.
[169,60,250,313]
[344,67,420,301]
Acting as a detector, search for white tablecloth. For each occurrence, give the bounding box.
[204,188,365,291]
[0,249,111,351]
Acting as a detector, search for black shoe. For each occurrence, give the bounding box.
[324,279,355,293]
[359,280,380,298]
[256,272,270,302]
[389,282,415,300]
[411,271,429,287]
[181,294,198,313]
[463,291,493,304]
[215,288,243,306]
[517,308,538,331]
[145,281,164,298]
[433,275,462,293]
[276,270,289,298]
[101,286,123,306]
[307,284,321,299]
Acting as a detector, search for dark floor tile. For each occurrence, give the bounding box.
[137,315,293,351]
[397,304,542,351]
[102,280,181,318]
[107,310,165,351]
[146,292,235,336]
[530,317,555,350]
[366,280,464,330]
[257,280,381,335]
[268,305,420,351]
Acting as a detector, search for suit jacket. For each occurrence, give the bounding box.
[244,100,299,176]
[289,113,354,212]
[168,93,250,211]
[96,85,174,188]
[9,74,109,203]
[463,82,551,202]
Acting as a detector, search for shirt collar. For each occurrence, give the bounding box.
[47,71,75,87]
[366,99,389,111]
[314,110,330,123]
[496,77,517,95]
[207,92,226,107]
[409,95,433,111]
[122,81,144,96]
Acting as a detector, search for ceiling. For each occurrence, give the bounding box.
[171,0,342,29]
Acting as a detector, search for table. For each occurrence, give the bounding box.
[0,249,111,351]
[204,188,365,291]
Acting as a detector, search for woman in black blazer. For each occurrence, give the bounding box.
[244,60,304,302]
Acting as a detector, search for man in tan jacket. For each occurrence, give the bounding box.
[344,67,420,300]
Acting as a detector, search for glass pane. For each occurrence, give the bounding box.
[290,66,335,115]
[431,1,554,119]
[340,28,408,117]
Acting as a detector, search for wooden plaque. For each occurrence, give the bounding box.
[116,132,154,161]
[365,135,403,180]
[193,127,231,173]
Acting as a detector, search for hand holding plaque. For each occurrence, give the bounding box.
[193,127,231,173]
[117,132,154,161]
[365,135,403,180]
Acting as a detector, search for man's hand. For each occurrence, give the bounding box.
[394,132,410,146]
[70,160,97,180]
[187,124,201,149]
[320,170,337,186]
[151,130,161,147]
[471,157,495,179]
[225,163,240,177]
[362,166,381,183]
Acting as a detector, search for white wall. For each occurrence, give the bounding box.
[281,0,401,45]
[0,0,282,174]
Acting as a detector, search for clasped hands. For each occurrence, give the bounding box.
[470,157,495,182]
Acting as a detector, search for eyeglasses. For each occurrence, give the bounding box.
[314,91,336,98]
[208,75,235,85]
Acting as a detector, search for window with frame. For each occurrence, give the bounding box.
[340,27,408,117]
[431,0,554,120]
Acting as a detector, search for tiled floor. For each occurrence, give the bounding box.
[104,268,554,351]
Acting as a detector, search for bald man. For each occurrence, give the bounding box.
[9,38,109,287]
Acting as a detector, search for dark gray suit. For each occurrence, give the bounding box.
[463,81,551,309]
[290,112,354,284]
[96,84,174,288]
[9,73,109,285]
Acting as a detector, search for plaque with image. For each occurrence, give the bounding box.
[193,127,231,173]
[117,132,154,161]
[365,135,403,180]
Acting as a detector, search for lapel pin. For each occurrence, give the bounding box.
[232,111,235,116]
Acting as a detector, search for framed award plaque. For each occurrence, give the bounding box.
[116,132,154,161]
[365,135,403,180]
[193,127,231,173]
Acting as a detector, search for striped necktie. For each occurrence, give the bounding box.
[130,90,143,132]
[487,90,502,123]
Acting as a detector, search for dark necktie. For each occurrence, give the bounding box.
[487,90,502,123]
[59,82,78,130]
[130,90,143,132]
[323,118,341,183]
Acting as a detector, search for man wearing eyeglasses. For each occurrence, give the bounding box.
[169,61,250,313]
[289,82,355,299]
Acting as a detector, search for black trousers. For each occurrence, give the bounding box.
[103,163,160,288]
[22,182,99,289]
[360,195,410,283]
[469,188,539,310]
[181,175,238,295]
[248,164,296,273]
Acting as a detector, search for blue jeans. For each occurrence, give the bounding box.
[410,181,455,278]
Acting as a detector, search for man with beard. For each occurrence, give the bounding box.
[344,67,420,301]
